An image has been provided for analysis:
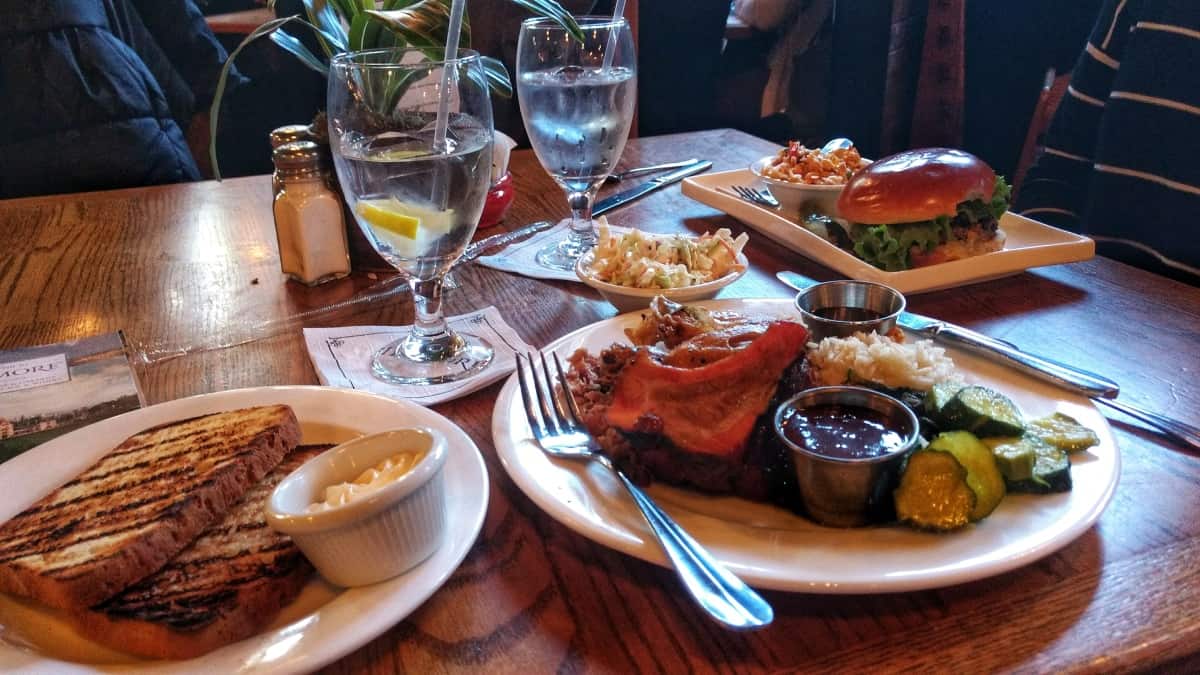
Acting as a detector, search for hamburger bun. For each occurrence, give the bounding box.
[837,148,997,224]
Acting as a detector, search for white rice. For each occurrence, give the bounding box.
[808,332,960,391]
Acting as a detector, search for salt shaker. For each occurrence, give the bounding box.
[272,141,351,286]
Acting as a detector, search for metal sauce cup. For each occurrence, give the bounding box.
[794,280,905,342]
[774,386,921,528]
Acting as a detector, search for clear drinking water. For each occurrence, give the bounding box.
[332,123,492,281]
[518,66,636,194]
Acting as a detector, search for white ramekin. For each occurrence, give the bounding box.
[266,427,448,587]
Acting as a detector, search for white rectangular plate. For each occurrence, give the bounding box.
[682,168,1095,294]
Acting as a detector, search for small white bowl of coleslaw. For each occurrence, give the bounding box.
[575,223,750,313]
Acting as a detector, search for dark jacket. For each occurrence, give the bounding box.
[0,0,242,198]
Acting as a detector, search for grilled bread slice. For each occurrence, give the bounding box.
[70,445,325,660]
[0,405,300,610]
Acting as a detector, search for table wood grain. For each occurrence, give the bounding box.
[2,129,1199,673]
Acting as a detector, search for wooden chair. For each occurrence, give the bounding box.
[832,0,1078,194]
[828,0,965,158]
[1012,68,1070,200]
[907,0,966,149]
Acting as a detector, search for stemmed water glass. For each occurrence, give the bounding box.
[327,48,495,385]
[516,16,637,271]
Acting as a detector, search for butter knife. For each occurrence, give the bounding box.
[593,160,713,216]
[776,271,1121,399]
[605,158,701,183]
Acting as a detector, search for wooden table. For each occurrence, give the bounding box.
[2,129,1199,673]
[205,7,274,35]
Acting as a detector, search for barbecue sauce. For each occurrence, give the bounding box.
[780,404,906,460]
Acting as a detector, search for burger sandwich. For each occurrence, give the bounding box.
[834,148,1011,271]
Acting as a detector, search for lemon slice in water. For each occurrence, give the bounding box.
[356,199,421,239]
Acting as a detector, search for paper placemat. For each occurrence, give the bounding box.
[303,306,533,405]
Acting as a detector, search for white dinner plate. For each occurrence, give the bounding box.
[491,299,1120,594]
[681,168,1095,294]
[0,386,489,674]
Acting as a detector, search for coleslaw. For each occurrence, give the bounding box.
[587,220,749,289]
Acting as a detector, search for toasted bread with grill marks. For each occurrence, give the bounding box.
[69,445,325,660]
[0,405,300,610]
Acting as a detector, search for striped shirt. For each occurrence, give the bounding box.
[1014,0,1200,282]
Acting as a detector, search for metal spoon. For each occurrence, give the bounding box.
[820,137,853,153]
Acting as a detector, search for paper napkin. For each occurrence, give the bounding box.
[473,218,644,283]
[303,306,534,405]
[472,219,579,282]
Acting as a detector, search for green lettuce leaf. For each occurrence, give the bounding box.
[989,175,1012,221]
[851,217,951,272]
[956,175,1011,224]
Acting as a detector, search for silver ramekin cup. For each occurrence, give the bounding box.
[794,280,906,342]
[774,386,921,528]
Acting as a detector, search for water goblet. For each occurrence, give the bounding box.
[516,16,637,271]
[327,48,495,385]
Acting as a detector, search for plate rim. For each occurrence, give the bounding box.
[491,298,1120,594]
[0,385,489,674]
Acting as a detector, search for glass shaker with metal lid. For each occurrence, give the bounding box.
[270,125,317,196]
[272,141,351,286]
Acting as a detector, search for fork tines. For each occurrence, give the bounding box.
[731,185,758,202]
[730,185,778,207]
[515,351,584,440]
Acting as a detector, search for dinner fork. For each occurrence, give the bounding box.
[729,184,780,208]
[1092,397,1200,452]
[515,352,774,631]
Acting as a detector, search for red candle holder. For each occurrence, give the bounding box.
[479,171,514,229]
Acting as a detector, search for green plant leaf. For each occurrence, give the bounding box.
[302,0,348,54]
[481,56,512,98]
[380,68,425,114]
[377,27,398,48]
[208,15,323,179]
[348,12,371,51]
[269,29,329,75]
[508,0,583,42]
[364,1,471,53]
[327,0,358,18]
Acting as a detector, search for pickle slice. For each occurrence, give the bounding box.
[894,449,976,531]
